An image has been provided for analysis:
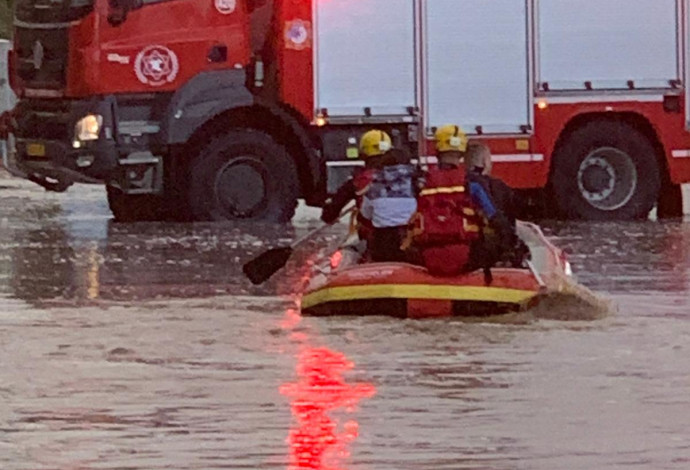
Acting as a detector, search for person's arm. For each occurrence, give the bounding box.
[469,181,515,247]
[321,179,356,224]
[468,182,497,219]
[489,177,519,225]
[413,168,426,197]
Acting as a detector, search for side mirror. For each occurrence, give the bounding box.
[107,0,143,26]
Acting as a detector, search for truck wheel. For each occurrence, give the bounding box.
[551,121,660,220]
[106,186,165,222]
[188,130,299,222]
[657,183,683,219]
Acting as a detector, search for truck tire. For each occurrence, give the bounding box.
[106,186,166,222]
[551,121,660,220]
[188,130,299,222]
[657,182,683,219]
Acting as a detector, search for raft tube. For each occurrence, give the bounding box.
[301,262,546,318]
[301,221,573,319]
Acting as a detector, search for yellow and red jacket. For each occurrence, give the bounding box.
[410,167,481,246]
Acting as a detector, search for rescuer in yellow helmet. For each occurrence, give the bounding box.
[407,125,519,277]
[321,129,418,262]
[435,123,469,160]
[358,129,393,159]
[320,129,395,227]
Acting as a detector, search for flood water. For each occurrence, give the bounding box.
[0,172,689,470]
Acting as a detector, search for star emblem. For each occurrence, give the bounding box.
[142,50,172,81]
[288,23,308,44]
[134,45,179,86]
[284,20,312,51]
[215,0,236,14]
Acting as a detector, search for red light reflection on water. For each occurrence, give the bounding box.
[280,309,376,470]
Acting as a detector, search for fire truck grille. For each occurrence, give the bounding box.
[14,100,71,141]
[14,26,68,90]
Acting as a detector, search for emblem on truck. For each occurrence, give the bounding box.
[284,20,312,51]
[215,0,236,14]
[134,45,179,87]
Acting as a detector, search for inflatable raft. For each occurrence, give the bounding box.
[301,222,572,319]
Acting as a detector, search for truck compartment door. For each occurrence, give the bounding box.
[686,0,690,130]
[423,0,532,135]
[314,0,417,119]
[538,0,679,91]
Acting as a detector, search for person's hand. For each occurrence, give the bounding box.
[321,202,341,224]
[488,213,512,240]
[488,212,520,259]
[504,239,531,268]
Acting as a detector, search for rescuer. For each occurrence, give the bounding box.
[407,125,515,277]
[359,145,419,262]
[321,130,418,262]
[465,140,530,268]
[465,140,518,226]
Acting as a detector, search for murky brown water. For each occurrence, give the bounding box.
[1,174,689,470]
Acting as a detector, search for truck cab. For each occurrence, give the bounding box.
[6,0,327,222]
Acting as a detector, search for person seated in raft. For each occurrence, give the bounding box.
[405,125,516,277]
[464,140,531,268]
[321,130,419,262]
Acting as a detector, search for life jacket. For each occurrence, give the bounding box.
[360,164,418,228]
[410,166,481,247]
[352,168,375,205]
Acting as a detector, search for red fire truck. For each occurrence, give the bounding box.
[3,0,690,221]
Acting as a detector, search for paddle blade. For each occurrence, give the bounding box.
[243,247,294,285]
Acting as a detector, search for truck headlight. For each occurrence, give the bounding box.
[74,114,103,142]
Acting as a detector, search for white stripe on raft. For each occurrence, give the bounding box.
[671,150,690,158]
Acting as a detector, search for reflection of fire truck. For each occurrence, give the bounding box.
[3,0,690,221]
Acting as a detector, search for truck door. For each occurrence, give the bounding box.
[314,0,417,118]
[423,0,532,135]
[537,0,679,91]
[97,0,250,95]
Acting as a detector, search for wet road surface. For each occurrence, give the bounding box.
[1,172,689,470]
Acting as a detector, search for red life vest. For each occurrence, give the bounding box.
[412,166,481,246]
[353,168,375,206]
[352,168,376,239]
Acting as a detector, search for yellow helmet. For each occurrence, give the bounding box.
[435,124,468,153]
[359,130,392,158]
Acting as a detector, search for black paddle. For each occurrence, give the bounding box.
[243,207,354,285]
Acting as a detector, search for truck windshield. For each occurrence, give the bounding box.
[15,0,95,23]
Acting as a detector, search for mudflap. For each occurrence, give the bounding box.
[27,173,73,192]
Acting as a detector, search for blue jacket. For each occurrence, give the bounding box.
[468,181,497,219]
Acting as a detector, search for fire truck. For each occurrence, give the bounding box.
[3,0,690,222]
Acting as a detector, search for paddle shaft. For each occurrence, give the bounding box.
[242,205,355,284]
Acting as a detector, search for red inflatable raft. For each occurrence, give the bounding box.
[301,222,571,319]
[301,263,546,318]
